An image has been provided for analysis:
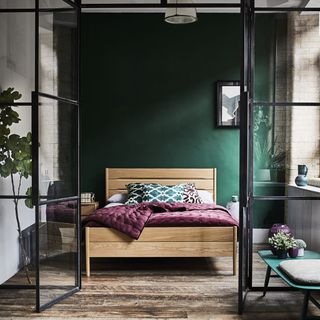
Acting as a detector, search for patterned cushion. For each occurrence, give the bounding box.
[183,183,203,204]
[142,183,184,203]
[125,183,145,205]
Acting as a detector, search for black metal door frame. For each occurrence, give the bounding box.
[0,0,81,313]
[241,1,320,313]
[33,0,81,312]
[3,0,320,314]
[239,0,254,313]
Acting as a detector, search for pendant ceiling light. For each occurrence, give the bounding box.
[165,0,198,25]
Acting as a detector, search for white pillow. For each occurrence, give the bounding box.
[107,193,128,204]
[104,202,125,208]
[198,190,214,204]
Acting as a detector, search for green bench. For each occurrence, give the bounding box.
[258,250,320,320]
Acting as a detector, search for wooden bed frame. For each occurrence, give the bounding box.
[85,168,237,276]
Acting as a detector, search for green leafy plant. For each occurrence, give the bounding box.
[268,231,296,251]
[295,239,307,249]
[0,88,32,283]
[253,107,286,171]
[254,139,286,170]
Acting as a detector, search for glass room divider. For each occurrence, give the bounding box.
[0,0,81,312]
[2,0,320,314]
[240,0,320,313]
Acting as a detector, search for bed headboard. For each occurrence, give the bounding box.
[105,168,217,203]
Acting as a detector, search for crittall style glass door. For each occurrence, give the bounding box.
[32,0,80,311]
[240,0,320,312]
[0,0,80,313]
[239,0,254,313]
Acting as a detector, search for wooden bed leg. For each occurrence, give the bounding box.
[85,227,91,277]
[233,226,237,276]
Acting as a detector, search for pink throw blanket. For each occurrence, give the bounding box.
[82,202,238,240]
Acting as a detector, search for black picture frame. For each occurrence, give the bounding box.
[216,81,240,128]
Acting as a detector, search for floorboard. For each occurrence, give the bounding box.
[0,250,319,319]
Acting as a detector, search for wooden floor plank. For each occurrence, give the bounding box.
[0,249,319,319]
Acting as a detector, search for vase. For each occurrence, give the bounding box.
[276,250,288,259]
[289,247,299,258]
[297,248,305,257]
[268,224,292,238]
[226,195,239,221]
[295,165,308,187]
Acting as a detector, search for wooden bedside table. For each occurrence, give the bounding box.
[81,202,99,219]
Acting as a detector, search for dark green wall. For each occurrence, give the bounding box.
[81,13,240,207]
[81,13,278,224]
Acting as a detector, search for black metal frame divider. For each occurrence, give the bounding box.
[241,3,320,318]
[1,0,320,314]
[0,0,81,312]
[247,4,320,296]
[79,0,320,313]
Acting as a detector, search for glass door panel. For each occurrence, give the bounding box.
[0,0,35,9]
[35,94,79,311]
[239,0,253,313]
[35,0,80,312]
[0,199,36,285]
[255,0,320,9]
[39,0,78,101]
[0,12,35,102]
[249,0,320,297]
[252,199,320,287]
[38,97,78,201]
[254,11,320,104]
[38,200,78,307]
[253,104,320,197]
[0,106,32,196]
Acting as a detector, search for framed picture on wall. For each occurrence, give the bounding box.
[216,81,240,128]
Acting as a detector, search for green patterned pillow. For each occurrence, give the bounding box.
[125,183,145,205]
[142,183,184,203]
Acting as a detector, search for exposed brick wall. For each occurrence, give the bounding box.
[39,18,60,191]
[274,13,320,184]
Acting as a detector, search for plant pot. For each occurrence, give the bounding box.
[270,169,285,182]
[268,224,292,239]
[271,246,277,255]
[297,248,305,257]
[276,249,288,259]
[289,247,299,258]
[256,169,271,182]
[277,169,286,183]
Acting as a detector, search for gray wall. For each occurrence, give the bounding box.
[0,12,35,284]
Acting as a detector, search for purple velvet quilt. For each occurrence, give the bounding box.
[82,202,238,240]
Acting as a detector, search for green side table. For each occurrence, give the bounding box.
[258,250,320,320]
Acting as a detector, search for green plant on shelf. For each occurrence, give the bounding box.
[253,106,286,177]
[254,138,286,170]
[0,87,33,283]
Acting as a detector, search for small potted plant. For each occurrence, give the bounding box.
[295,239,307,257]
[288,243,299,258]
[268,231,296,259]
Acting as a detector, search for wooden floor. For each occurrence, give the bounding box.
[0,250,320,320]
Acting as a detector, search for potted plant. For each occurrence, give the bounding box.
[254,139,286,182]
[253,106,286,182]
[0,88,33,283]
[268,231,296,259]
[268,224,292,255]
[295,239,307,257]
[288,244,299,258]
